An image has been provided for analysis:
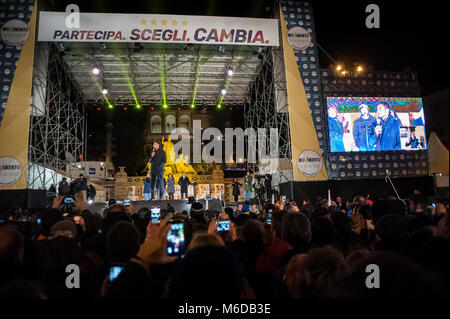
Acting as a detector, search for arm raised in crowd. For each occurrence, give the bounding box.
[103,218,177,298]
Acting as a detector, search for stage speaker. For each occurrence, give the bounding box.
[0,189,47,210]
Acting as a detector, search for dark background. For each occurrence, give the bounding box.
[48,0,449,174]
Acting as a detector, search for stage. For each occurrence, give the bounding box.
[279,176,436,203]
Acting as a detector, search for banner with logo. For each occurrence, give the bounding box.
[38,11,279,46]
[280,4,327,181]
[0,0,36,189]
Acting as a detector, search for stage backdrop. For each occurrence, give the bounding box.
[0,0,36,189]
[280,3,328,181]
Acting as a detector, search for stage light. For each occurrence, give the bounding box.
[163,104,168,109]
[92,66,100,75]
[124,107,127,110]
[227,69,233,76]
[102,88,108,94]
[136,104,141,108]
[108,103,113,109]
[221,89,227,95]
[340,70,347,76]
[97,107,101,111]
[151,107,154,110]
[356,65,364,72]
[217,104,222,109]
[336,65,343,71]
[100,162,104,166]
[190,104,195,108]
[177,107,181,110]
[88,199,93,205]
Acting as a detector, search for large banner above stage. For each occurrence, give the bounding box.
[37,11,279,46]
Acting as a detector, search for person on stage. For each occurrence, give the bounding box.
[167,173,175,200]
[178,172,190,199]
[143,173,152,200]
[243,171,253,203]
[352,103,376,151]
[373,101,401,151]
[148,140,166,200]
[232,179,242,203]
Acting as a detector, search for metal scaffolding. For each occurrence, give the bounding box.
[28,42,86,189]
[244,44,293,191]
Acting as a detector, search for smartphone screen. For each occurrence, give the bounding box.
[432,203,436,208]
[348,209,353,217]
[109,265,124,282]
[217,220,230,232]
[266,219,272,225]
[151,207,161,223]
[268,210,272,218]
[282,196,286,204]
[37,218,41,224]
[124,199,130,207]
[64,197,74,204]
[167,222,185,256]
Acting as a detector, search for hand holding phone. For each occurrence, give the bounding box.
[167,220,185,256]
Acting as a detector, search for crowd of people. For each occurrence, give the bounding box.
[0,189,448,299]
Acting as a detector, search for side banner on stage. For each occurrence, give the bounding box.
[38,12,279,46]
[0,0,36,189]
[279,3,327,181]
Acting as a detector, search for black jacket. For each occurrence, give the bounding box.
[178,176,190,192]
[149,148,166,175]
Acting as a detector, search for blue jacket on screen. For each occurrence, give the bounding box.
[353,114,377,151]
[374,113,402,151]
[328,117,345,152]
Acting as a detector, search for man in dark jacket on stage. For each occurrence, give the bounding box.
[148,140,166,200]
[178,172,190,199]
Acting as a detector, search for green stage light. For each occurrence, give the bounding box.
[163,104,168,109]
[136,104,141,108]
[217,104,222,109]
[108,103,113,109]
[191,104,195,108]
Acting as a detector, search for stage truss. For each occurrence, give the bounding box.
[244,44,293,191]
[28,42,86,189]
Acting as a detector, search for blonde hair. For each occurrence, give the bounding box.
[188,232,224,251]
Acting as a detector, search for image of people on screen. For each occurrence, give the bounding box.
[328,105,345,152]
[373,101,402,151]
[326,97,427,153]
[405,128,425,149]
[352,103,377,151]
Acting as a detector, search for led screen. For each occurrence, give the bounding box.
[326,97,426,152]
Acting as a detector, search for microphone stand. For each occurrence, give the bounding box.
[385,169,408,215]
